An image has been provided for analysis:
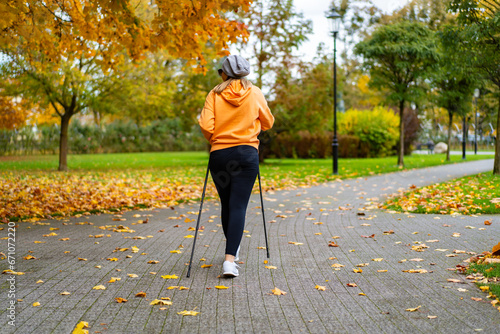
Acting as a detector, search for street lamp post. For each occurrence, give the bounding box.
[474,88,480,155]
[462,116,467,160]
[326,8,341,175]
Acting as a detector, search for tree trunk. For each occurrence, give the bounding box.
[447,111,453,161]
[397,99,405,167]
[58,112,72,172]
[494,95,500,174]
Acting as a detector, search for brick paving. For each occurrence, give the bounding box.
[1,159,499,333]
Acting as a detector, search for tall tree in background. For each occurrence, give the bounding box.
[433,25,477,161]
[0,0,252,171]
[354,21,438,167]
[240,0,312,90]
[449,0,500,174]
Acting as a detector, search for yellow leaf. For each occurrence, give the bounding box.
[331,263,345,268]
[353,268,363,273]
[115,297,128,303]
[150,299,172,305]
[314,233,322,235]
[60,291,71,295]
[167,286,179,290]
[372,258,383,262]
[108,277,121,283]
[127,274,138,278]
[147,260,159,264]
[427,315,437,319]
[201,264,213,268]
[288,241,303,245]
[24,255,36,260]
[72,321,89,334]
[184,235,194,238]
[177,310,200,316]
[43,232,58,237]
[78,258,87,261]
[405,305,421,312]
[179,286,189,290]
[480,286,490,291]
[377,270,388,273]
[161,275,179,279]
[36,280,44,284]
[271,287,287,295]
[170,250,182,254]
[265,266,277,269]
[358,293,366,296]
[107,257,119,261]
[215,285,229,289]
[135,291,147,297]
[32,302,40,307]
[92,285,106,290]
[131,246,139,253]
[257,247,267,249]
[315,285,326,291]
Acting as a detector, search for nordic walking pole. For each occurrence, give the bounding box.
[257,170,270,258]
[186,164,210,278]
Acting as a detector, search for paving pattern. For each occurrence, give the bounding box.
[1,159,499,333]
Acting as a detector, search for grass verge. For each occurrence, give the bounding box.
[384,172,500,215]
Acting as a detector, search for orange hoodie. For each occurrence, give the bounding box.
[198,81,274,152]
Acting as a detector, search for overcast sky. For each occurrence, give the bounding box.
[294,0,411,62]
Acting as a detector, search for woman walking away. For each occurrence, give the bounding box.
[198,55,274,277]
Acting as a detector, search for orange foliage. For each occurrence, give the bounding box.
[0,0,251,71]
[0,96,27,130]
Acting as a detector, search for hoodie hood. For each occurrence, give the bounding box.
[220,81,252,107]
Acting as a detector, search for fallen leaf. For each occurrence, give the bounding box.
[479,286,489,291]
[402,269,428,273]
[170,250,182,254]
[215,285,229,290]
[315,285,326,291]
[92,285,106,290]
[177,310,199,316]
[457,288,468,292]
[161,275,179,279]
[136,291,147,297]
[358,293,366,296]
[471,297,482,301]
[201,264,213,268]
[447,279,461,283]
[484,220,492,226]
[150,299,172,305]
[60,291,71,295]
[108,277,121,283]
[288,241,304,245]
[346,283,358,287]
[427,315,437,319]
[147,260,159,264]
[405,305,421,312]
[72,321,89,334]
[352,268,363,273]
[328,241,339,247]
[331,263,345,268]
[377,270,388,273]
[372,258,384,262]
[271,287,286,295]
[115,297,128,303]
[107,257,119,261]
[265,266,277,269]
[127,274,138,278]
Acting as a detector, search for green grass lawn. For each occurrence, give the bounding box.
[466,261,500,307]
[0,151,494,221]
[0,151,494,178]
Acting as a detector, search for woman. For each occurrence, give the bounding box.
[198,55,274,277]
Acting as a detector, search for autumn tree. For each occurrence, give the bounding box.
[354,21,439,167]
[0,0,251,171]
[449,0,500,173]
[239,0,312,90]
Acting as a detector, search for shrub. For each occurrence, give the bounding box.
[338,107,399,157]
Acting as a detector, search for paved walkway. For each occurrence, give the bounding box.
[1,159,499,333]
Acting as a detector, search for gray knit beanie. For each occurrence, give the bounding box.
[220,55,250,78]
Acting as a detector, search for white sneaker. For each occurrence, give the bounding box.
[235,246,240,262]
[222,261,239,277]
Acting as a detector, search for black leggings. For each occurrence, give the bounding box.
[209,145,259,256]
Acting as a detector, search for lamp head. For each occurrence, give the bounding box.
[326,8,341,34]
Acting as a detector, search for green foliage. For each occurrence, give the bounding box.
[338,107,400,157]
[354,21,439,106]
